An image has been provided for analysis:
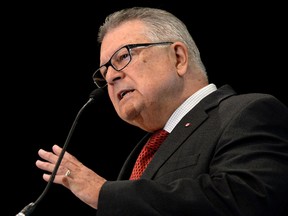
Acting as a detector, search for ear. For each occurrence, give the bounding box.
[172,42,189,76]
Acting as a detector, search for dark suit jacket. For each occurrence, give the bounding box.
[97,85,288,216]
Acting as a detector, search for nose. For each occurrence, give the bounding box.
[105,67,124,85]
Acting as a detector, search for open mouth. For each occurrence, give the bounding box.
[118,89,135,100]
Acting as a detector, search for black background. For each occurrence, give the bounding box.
[5,1,287,215]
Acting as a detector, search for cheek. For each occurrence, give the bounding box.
[138,59,173,84]
[140,71,178,104]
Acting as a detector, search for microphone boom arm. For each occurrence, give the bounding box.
[16,88,104,216]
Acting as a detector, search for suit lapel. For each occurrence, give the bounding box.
[142,107,208,179]
[142,85,237,179]
[118,85,237,180]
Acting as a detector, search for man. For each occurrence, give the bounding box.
[36,7,288,215]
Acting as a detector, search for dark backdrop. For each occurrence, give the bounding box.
[5,1,287,215]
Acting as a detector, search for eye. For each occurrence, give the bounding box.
[114,49,130,64]
[118,53,130,62]
[112,48,131,69]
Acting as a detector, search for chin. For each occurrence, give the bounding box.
[119,107,141,123]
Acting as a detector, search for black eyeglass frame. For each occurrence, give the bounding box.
[92,41,173,88]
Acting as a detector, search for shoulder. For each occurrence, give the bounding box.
[214,84,287,110]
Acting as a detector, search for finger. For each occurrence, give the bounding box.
[52,145,80,163]
[37,147,72,173]
[52,144,83,169]
[38,149,59,164]
[35,160,53,172]
[64,169,72,178]
[37,147,78,176]
[51,144,64,156]
[43,173,68,185]
[35,159,69,176]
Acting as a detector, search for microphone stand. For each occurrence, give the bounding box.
[16,88,104,216]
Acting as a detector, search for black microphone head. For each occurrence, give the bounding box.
[89,88,105,100]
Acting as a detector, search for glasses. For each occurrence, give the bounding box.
[92,42,173,88]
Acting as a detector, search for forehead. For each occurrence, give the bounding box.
[100,20,149,60]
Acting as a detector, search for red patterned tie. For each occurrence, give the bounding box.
[129,129,169,180]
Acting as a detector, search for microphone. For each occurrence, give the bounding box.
[16,88,105,216]
[88,87,106,103]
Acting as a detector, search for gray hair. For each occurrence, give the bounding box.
[98,7,207,73]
